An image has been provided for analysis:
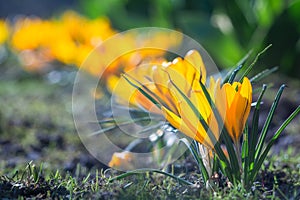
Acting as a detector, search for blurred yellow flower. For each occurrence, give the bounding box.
[11,18,54,50]
[7,10,183,89]
[82,30,182,80]
[0,20,9,45]
[9,11,117,70]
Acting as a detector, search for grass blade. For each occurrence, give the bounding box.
[109,168,193,185]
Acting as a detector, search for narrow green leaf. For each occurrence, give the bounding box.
[122,74,161,109]
[244,84,267,188]
[212,154,219,174]
[136,122,164,134]
[222,50,253,84]
[255,84,285,159]
[180,138,209,182]
[124,73,176,112]
[239,44,272,82]
[272,105,300,139]
[124,138,144,151]
[250,67,278,83]
[89,117,152,136]
[249,84,267,167]
[221,130,241,181]
[95,116,151,125]
[168,77,231,172]
[242,123,249,186]
[199,81,240,180]
[228,64,243,84]
[250,105,300,183]
[252,83,272,94]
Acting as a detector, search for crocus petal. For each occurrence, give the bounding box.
[223,78,252,143]
[185,50,206,84]
[162,106,200,141]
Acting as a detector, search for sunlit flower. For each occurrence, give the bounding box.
[223,77,252,144]
[119,50,252,150]
[160,78,220,149]
[116,50,221,149]
[160,76,252,149]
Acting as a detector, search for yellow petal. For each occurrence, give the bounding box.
[162,106,203,143]
[223,83,236,107]
[185,50,206,84]
[214,78,227,122]
[224,78,252,143]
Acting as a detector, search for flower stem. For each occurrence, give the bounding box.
[235,141,242,173]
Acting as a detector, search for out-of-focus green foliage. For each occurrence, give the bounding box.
[79,0,300,78]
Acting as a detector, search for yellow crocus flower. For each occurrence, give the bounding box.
[116,50,220,149]
[160,77,221,149]
[223,77,252,144]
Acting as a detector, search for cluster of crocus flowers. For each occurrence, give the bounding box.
[108,48,300,189]
[113,50,252,150]
[110,50,252,177]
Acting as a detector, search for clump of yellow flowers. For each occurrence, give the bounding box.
[110,49,300,190]
[2,11,180,80]
[9,11,116,72]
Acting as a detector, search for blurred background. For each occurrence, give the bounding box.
[0,0,299,174]
[1,0,300,76]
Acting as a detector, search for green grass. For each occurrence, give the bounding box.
[0,151,299,199]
